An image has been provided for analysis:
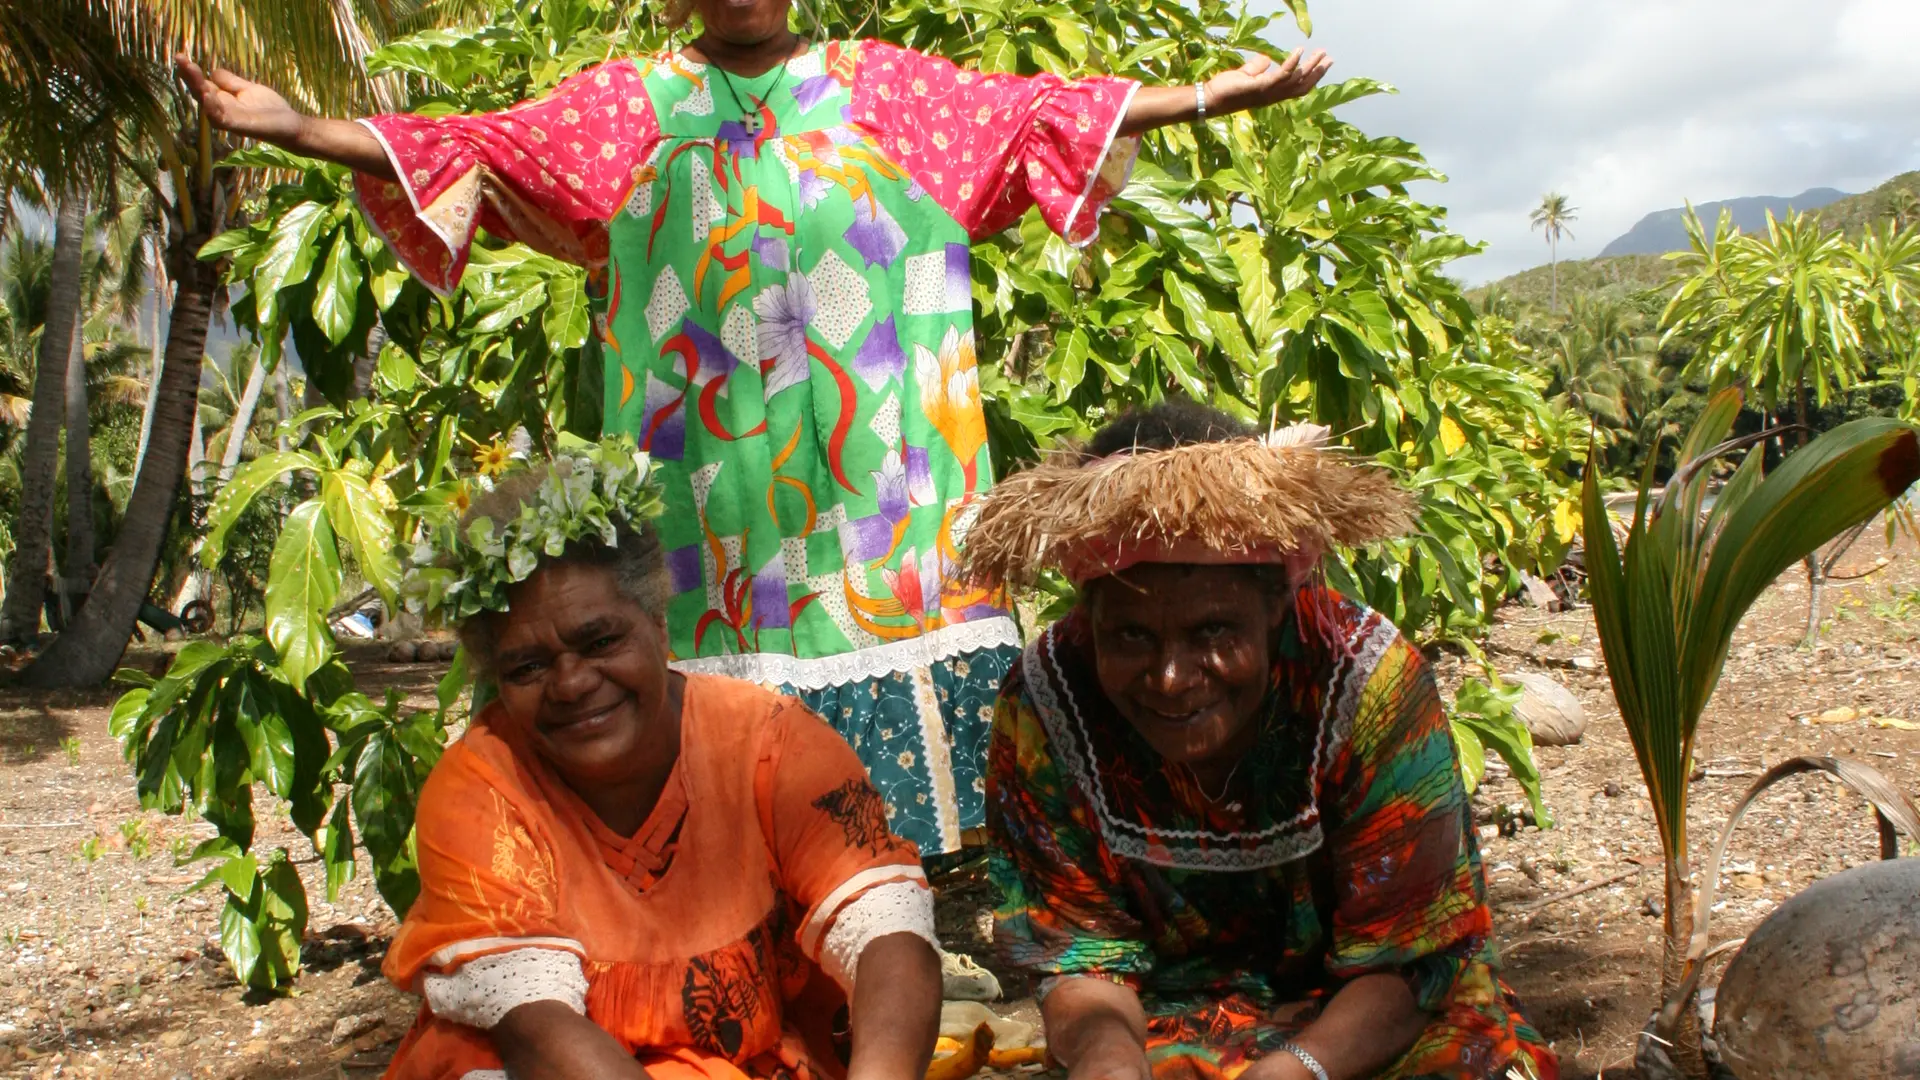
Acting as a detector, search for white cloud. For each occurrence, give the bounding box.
[1246,0,1920,282]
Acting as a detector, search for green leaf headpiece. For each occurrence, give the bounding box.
[401,436,664,622]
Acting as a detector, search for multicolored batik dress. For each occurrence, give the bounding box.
[354,41,1139,854]
[987,591,1557,1080]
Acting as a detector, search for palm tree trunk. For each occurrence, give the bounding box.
[1549,235,1560,315]
[22,178,221,688]
[0,195,84,645]
[134,237,166,474]
[1653,857,1709,1078]
[217,356,267,482]
[63,317,95,606]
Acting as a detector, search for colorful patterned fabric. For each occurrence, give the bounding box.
[354,41,1139,854]
[381,675,927,1080]
[986,591,1557,1080]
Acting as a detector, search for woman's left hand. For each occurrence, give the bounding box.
[1205,49,1333,113]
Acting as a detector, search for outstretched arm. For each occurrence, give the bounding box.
[175,55,395,179]
[1119,48,1333,137]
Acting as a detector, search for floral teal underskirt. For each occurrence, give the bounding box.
[782,642,1016,855]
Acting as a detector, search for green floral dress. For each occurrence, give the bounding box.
[355,40,1139,852]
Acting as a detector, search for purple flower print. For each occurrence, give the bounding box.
[751,566,791,630]
[792,74,839,114]
[842,512,896,564]
[844,197,907,269]
[754,272,816,400]
[872,449,909,524]
[797,169,832,210]
[851,316,905,391]
[904,445,935,508]
[753,234,790,273]
[665,544,703,595]
[639,372,687,461]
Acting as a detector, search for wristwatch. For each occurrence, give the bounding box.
[1279,1042,1330,1080]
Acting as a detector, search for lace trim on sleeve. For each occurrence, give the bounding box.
[818,879,938,992]
[422,947,588,1030]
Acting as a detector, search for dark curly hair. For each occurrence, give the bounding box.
[1085,400,1255,458]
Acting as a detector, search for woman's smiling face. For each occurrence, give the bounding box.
[1088,563,1290,769]
[486,561,676,791]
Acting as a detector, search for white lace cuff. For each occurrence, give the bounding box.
[819,880,938,992]
[423,947,589,1029]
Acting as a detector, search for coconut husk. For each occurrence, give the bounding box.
[961,438,1415,588]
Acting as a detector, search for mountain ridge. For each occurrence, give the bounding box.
[1598,188,1851,256]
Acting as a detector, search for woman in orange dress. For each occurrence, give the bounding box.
[381,439,942,1080]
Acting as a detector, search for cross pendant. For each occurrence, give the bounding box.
[742,113,763,136]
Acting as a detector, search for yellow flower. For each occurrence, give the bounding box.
[474,440,512,478]
[913,327,987,469]
[449,482,473,517]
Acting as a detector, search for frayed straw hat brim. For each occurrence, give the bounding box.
[960,438,1415,588]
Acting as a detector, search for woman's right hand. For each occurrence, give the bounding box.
[175,56,305,144]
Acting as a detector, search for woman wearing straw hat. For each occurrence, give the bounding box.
[968,402,1556,1080]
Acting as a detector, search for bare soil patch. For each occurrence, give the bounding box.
[3,543,1917,1079]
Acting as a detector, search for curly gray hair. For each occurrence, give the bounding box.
[454,464,670,676]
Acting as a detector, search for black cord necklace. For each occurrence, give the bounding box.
[708,55,793,137]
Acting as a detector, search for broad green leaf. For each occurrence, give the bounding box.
[251,202,330,331]
[312,231,366,346]
[203,451,322,566]
[219,886,264,985]
[265,501,344,692]
[1047,328,1090,403]
[544,269,591,352]
[377,342,418,392]
[108,689,151,740]
[321,470,403,603]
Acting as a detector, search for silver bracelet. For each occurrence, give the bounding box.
[1279,1042,1330,1080]
[1195,81,1208,121]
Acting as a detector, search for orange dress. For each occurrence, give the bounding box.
[381,674,930,1080]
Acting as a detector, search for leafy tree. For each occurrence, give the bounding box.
[1529,192,1577,314]
[3,0,445,686]
[1660,208,1920,639]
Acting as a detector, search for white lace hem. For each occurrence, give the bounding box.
[818,880,938,993]
[424,947,588,1030]
[670,617,1019,690]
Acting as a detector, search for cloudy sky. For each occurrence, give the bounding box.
[1244,0,1920,283]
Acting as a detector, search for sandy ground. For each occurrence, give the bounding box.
[2,541,1916,1079]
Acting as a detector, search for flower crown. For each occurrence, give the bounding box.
[401,436,664,621]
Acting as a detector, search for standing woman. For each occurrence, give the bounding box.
[176,4,1332,856]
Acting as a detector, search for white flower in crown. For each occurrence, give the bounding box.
[1262,423,1332,451]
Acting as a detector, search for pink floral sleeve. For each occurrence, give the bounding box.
[850,42,1140,246]
[353,62,661,295]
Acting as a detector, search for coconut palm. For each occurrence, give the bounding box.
[1540,297,1659,442]
[1582,393,1920,1076]
[2,0,436,684]
[1530,192,1578,314]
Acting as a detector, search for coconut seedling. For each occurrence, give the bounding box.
[1580,387,1920,1077]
